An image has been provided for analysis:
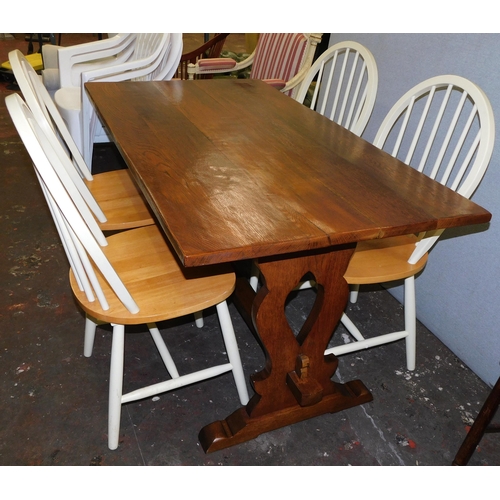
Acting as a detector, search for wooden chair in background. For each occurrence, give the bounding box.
[453,375,500,465]
[175,33,229,80]
[187,33,323,98]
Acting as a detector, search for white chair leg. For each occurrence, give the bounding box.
[216,301,249,405]
[194,311,204,328]
[108,324,125,450]
[296,279,315,290]
[249,260,259,292]
[147,323,180,378]
[84,315,98,357]
[339,312,366,342]
[350,284,360,303]
[404,276,417,371]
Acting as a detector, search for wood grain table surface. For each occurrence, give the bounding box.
[86,79,490,267]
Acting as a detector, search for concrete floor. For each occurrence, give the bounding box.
[0,34,498,467]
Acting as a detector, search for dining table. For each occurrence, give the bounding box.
[85,78,492,453]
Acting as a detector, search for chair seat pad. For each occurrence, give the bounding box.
[69,224,236,325]
[85,170,155,231]
[345,234,428,285]
[198,58,237,71]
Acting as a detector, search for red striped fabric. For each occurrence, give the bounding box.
[198,58,237,70]
[250,34,308,96]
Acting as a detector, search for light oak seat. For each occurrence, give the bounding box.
[344,234,428,285]
[84,169,154,231]
[6,93,249,451]
[70,224,236,325]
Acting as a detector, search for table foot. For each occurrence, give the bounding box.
[199,379,372,453]
[201,246,371,453]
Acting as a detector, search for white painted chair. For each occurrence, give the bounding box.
[6,92,249,450]
[187,33,322,99]
[248,40,378,294]
[340,75,495,370]
[9,49,155,232]
[294,41,378,136]
[41,34,136,97]
[55,33,183,168]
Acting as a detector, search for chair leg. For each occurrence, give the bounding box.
[350,284,360,303]
[453,375,500,465]
[215,301,249,405]
[249,261,259,292]
[194,311,204,328]
[108,324,125,450]
[84,315,97,357]
[147,323,180,378]
[339,312,366,342]
[404,276,416,371]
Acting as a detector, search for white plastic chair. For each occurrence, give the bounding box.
[55,33,183,167]
[294,41,378,136]
[41,33,136,97]
[339,75,495,370]
[6,92,249,450]
[188,33,322,99]
[9,49,155,232]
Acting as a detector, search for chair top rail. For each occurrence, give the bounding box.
[6,94,140,314]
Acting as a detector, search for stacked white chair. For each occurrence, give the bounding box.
[54,33,183,168]
[41,33,136,97]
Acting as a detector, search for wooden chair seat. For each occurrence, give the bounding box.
[7,92,249,451]
[70,224,236,325]
[84,169,155,231]
[345,234,428,285]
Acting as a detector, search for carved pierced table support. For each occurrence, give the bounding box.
[199,245,373,453]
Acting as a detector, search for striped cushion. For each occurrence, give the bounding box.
[250,34,308,95]
[198,58,237,71]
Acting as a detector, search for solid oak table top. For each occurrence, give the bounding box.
[86,79,491,267]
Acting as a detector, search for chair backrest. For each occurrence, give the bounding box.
[82,33,170,83]
[250,33,319,97]
[128,33,180,82]
[5,93,139,314]
[374,75,495,263]
[57,33,137,88]
[8,49,107,225]
[9,50,107,222]
[153,33,183,81]
[80,33,180,164]
[295,41,378,137]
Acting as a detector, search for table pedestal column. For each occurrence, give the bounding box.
[199,245,372,453]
